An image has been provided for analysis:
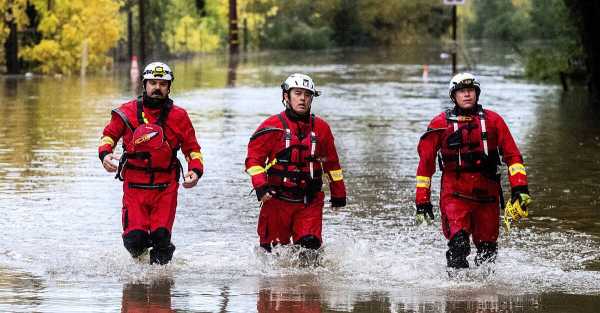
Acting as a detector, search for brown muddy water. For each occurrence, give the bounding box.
[0,46,599,312]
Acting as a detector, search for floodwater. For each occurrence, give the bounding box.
[1,45,599,312]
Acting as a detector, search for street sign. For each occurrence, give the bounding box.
[443,0,466,5]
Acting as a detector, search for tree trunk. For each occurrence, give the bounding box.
[229,0,239,55]
[4,17,19,74]
[139,0,146,66]
[127,7,133,61]
[565,0,600,105]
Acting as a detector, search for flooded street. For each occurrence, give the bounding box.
[1,46,600,312]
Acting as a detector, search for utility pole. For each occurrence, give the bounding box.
[229,0,239,55]
[443,0,464,74]
[452,5,457,74]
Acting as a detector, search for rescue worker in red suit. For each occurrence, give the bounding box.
[245,73,347,254]
[99,62,203,265]
[415,73,532,269]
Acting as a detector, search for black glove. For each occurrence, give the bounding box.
[511,185,531,210]
[416,202,434,225]
[255,185,274,202]
[330,197,346,208]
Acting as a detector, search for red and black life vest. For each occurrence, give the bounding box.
[263,113,323,203]
[113,97,182,189]
[437,106,501,180]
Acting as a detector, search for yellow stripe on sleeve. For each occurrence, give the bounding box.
[246,166,266,176]
[508,163,526,176]
[416,176,431,188]
[190,151,203,162]
[100,136,115,147]
[329,169,344,182]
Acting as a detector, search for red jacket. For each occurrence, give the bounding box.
[416,106,528,204]
[246,110,346,204]
[99,98,203,184]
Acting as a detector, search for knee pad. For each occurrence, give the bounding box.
[296,235,321,250]
[149,228,175,265]
[446,230,471,269]
[475,241,497,266]
[123,230,150,258]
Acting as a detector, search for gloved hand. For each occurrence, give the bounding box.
[255,185,276,202]
[504,186,532,231]
[415,202,434,225]
[511,185,532,211]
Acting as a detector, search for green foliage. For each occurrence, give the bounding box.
[161,0,225,54]
[467,0,581,82]
[247,0,450,49]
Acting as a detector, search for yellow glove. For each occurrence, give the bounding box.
[503,192,532,233]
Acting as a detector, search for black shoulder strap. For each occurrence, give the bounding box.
[445,108,455,122]
[311,114,315,132]
[276,113,289,130]
[136,96,145,125]
[250,127,283,141]
[111,108,134,132]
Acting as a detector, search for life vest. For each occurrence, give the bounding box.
[437,106,501,180]
[114,97,182,189]
[265,113,323,203]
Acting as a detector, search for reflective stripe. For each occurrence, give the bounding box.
[246,166,265,176]
[416,176,431,188]
[509,163,526,176]
[190,151,203,162]
[100,136,115,147]
[452,122,461,166]
[141,112,149,124]
[329,169,343,182]
[264,158,278,171]
[479,110,489,156]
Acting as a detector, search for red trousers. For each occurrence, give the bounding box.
[440,173,500,244]
[258,192,324,246]
[121,182,179,235]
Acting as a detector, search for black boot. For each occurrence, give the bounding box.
[474,241,497,266]
[296,235,322,267]
[123,230,151,258]
[149,228,176,265]
[446,230,471,269]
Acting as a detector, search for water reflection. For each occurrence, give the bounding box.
[257,276,322,313]
[121,280,174,313]
[0,268,44,311]
[227,55,240,87]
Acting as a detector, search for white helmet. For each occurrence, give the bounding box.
[281,73,320,97]
[449,72,481,101]
[142,62,174,83]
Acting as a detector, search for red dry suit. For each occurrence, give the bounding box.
[415,106,528,244]
[245,110,346,248]
[99,97,203,236]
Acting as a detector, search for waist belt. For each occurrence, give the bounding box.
[452,191,496,203]
[128,182,170,190]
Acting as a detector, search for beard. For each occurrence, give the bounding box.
[143,93,168,108]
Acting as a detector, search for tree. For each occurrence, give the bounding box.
[564,0,600,105]
[1,0,29,74]
[20,0,122,75]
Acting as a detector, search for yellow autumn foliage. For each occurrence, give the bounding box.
[0,0,29,44]
[20,0,122,75]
